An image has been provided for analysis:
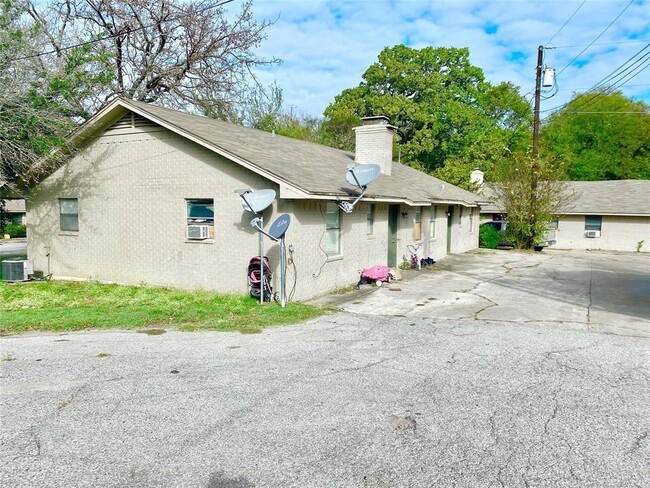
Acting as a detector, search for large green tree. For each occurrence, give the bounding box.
[323,45,532,188]
[541,90,650,180]
[0,0,79,185]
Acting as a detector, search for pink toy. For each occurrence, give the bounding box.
[357,265,391,288]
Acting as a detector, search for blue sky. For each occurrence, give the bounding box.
[247,0,650,118]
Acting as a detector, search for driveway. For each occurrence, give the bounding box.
[313,249,650,338]
[0,239,27,257]
[1,250,649,487]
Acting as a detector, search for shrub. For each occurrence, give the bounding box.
[4,224,26,238]
[479,224,500,249]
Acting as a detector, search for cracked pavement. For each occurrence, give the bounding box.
[1,250,649,487]
[314,249,650,338]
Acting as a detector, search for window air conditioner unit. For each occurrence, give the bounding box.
[585,230,601,238]
[2,259,34,282]
[187,224,210,240]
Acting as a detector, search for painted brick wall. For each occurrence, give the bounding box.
[27,129,274,294]
[26,123,480,300]
[554,215,650,252]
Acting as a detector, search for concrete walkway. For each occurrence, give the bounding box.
[310,249,650,337]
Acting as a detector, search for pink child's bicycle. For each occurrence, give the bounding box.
[407,244,421,270]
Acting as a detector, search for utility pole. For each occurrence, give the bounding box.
[532,44,544,158]
[528,45,544,249]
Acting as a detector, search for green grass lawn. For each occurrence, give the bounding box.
[0,280,330,334]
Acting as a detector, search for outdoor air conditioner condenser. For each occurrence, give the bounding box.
[2,259,34,282]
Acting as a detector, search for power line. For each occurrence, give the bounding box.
[596,46,650,87]
[555,83,650,91]
[562,49,650,113]
[545,1,586,46]
[10,0,236,62]
[570,56,650,112]
[543,42,650,115]
[556,0,634,77]
[552,40,649,49]
[563,111,649,114]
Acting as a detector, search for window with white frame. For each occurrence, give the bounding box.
[429,206,437,239]
[366,204,375,235]
[414,207,422,240]
[324,202,341,256]
[470,208,475,233]
[59,198,79,232]
[186,199,214,240]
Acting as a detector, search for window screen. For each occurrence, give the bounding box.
[324,202,340,256]
[366,204,375,235]
[585,215,602,231]
[59,198,79,232]
[429,206,437,238]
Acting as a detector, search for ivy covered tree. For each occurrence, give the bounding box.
[323,45,532,188]
[541,90,650,180]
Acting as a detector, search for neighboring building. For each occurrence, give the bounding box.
[0,180,26,225]
[26,98,481,299]
[480,180,650,253]
[2,199,27,226]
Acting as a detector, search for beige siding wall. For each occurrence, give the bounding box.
[26,124,480,300]
[554,215,650,252]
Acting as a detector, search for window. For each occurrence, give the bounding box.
[324,202,340,256]
[59,198,79,232]
[585,215,602,232]
[550,219,559,230]
[186,199,214,240]
[429,206,437,239]
[414,207,422,240]
[470,208,475,233]
[366,204,375,235]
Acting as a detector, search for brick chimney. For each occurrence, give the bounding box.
[353,116,396,175]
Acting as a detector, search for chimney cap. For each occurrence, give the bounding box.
[361,116,390,126]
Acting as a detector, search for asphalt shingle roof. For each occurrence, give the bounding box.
[120,99,480,206]
[562,180,650,215]
[480,180,650,216]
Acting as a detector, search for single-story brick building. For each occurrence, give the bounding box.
[26,98,482,299]
[480,180,650,253]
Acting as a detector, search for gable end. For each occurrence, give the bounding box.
[103,111,164,136]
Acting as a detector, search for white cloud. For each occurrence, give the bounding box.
[245,0,650,117]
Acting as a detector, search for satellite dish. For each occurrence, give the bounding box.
[346,164,381,187]
[240,189,276,213]
[269,214,291,240]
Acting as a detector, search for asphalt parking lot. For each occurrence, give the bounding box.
[1,250,649,487]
